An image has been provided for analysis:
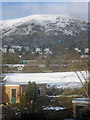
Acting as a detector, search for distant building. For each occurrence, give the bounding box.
[18,55,22,59]
[34,47,42,55]
[80,55,89,58]
[74,48,81,53]
[11,45,22,52]
[2,46,7,53]
[35,48,42,53]
[8,48,15,53]
[74,48,79,51]
[85,48,89,54]
[44,48,52,54]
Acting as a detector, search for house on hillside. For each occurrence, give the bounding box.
[35,48,42,53]
[84,48,89,54]
[44,48,52,54]
[2,45,7,53]
[1,78,46,104]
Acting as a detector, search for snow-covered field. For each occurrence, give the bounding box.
[4,71,88,89]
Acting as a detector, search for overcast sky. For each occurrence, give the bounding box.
[1,0,89,2]
[1,2,88,21]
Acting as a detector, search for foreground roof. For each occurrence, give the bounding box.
[2,71,88,89]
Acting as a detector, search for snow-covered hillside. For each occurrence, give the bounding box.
[1,14,88,49]
[0,14,82,27]
[1,14,87,35]
[4,71,88,89]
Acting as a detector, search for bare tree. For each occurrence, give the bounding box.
[58,45,90,100]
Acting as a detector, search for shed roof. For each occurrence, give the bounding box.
[72,98,90,104]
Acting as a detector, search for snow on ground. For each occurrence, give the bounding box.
[3,71,88,89]
[43,106,66,111]
[47,95,83,98]
[4,64,25,68]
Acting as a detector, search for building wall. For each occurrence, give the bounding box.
[2,85,20,104]
[37,84,47,96]
[20,85,26,95]
[73,105,77,119]
[20,84,47,96]
[2,83,47,104]
[73,103,90,119]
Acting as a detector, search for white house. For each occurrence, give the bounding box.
[85,48,89,54]
[44,48,52,54]
[74,48,81,53]
[8,48,15,53]
[35,48,42,54]
[2,46,7,53]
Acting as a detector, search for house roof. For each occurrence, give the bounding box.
[3,71,88,89]
[72,98,90,104]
